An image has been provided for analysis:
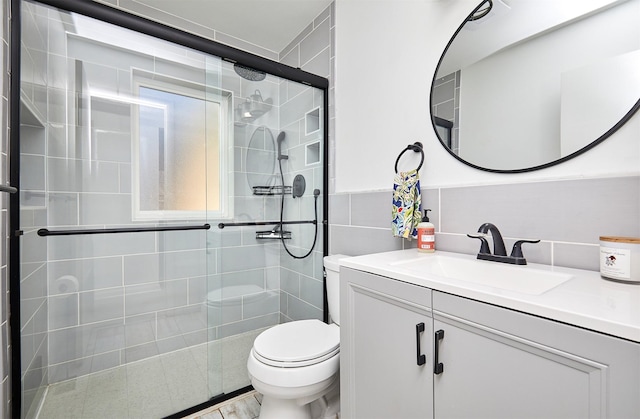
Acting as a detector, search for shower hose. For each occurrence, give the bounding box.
[277,158,319,259]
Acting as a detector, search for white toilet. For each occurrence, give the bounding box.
[247,254,348,419]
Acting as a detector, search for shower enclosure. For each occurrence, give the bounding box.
[11,1,328,417]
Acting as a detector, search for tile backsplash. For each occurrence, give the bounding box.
[330,176,640,272]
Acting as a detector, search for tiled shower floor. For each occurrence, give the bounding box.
[37,330,263,419]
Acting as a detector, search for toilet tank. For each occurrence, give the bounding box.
[323,254,349,325]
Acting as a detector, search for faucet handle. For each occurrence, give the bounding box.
[510,239,540,258]
[467,234,491,254]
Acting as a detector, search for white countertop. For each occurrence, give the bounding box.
[339,249,640,343]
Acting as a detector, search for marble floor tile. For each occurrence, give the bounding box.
[187,392,261,419]
[219,395,261,419]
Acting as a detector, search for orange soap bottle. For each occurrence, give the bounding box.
[417,209,435,253]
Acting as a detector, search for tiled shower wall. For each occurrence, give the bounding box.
[95,0,335,321]
[329,176,640,271]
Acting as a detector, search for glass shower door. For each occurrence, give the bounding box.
[17,1,328,417]
[209,60,327,398]
[18,2,224,417]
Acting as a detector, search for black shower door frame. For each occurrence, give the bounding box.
[8,1,329,417]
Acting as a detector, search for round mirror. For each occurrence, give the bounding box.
[431,0,640,173]
[246,126,277,191]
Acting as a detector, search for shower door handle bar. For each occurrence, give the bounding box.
[37,223,211,237]
[218,220,316,229]
[0,185,17,194]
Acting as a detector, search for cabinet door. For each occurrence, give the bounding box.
[341,268,433,419]
[433,291,640,419]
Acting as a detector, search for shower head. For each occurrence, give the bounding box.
[233,63,266,81]
[277,132,288,161]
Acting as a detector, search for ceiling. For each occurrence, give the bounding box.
[131,0,333,53]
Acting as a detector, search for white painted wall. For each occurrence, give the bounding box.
[334,0,640,192]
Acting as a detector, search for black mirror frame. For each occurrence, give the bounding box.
[429,0,640,174]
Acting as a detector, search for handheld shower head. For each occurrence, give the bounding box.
[276,132,288,161]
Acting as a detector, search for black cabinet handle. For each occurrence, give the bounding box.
[415,323,426,366]
[434,329,445,374]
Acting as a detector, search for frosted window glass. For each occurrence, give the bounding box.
[138,87,220,213]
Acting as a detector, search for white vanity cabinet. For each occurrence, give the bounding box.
[340,268,434,419]
[341,267,640,419]
[432,290,640,418]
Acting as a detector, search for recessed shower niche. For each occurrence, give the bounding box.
[305,107,320,135]
[306,141,321,166]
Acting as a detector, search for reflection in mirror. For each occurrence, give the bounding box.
[431,0,640,172]
[246,126,277,191]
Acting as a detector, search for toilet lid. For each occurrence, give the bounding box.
[253,319,339,367]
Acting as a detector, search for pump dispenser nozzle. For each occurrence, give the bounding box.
[422,209,432,222]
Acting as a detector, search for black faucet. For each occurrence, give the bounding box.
[467,223,539,265]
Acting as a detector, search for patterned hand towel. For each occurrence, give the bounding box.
[392,169,422,240]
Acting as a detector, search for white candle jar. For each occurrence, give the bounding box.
[600,236,640,284]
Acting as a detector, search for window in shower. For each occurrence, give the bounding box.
[131,73,233,220]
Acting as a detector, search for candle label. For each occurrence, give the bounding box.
[600,247,631,279]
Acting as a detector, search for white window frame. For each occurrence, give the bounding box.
[131,71,234,221]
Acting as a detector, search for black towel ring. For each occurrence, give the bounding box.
[395,142,424,173]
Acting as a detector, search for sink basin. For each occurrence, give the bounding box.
[391,255,573,295]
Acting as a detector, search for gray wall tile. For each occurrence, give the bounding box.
[330,176,639,272]
[441,177,640,244]
[49,295,79,330]
[48,257,122,294]
[554,243,600,271]
[207,298,243,327]
[330,225,403,256]
[218,245,277,273]
[285,295,322,321]
[95,131,131,163]
[163,250,207,280]
[79,288,124,324]
[19,125,45,155]
[351,191,389,228]
[217,313,279,339]
[79,193,131,225]
[300,18,331,66]
[20,155,45,190]
[300,275,323,309]
[157,306,206,340]
[302,47,330,78]
[20,263,46,300]
[48,159,120,193]
[48,193,79,226]
[242,290,279,319]
[124,253,160,286]
[124,314,156,347]
[280,268,300,297]
[125,280,188,316]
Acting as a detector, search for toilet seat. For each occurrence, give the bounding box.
[253,319,339,368]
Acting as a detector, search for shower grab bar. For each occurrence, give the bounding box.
[0,185,17,194]
[218,220,316,229]
[37,223,211,237]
